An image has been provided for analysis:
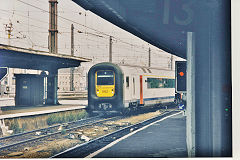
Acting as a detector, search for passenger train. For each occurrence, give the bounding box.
[88,62,176,113]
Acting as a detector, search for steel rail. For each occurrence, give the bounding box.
[0,116,100,141]
[0,115,119,151]
[53,110,181,158]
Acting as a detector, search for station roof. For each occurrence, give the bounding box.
[0,44,91,71]
[73,0,189,59]
[73,0,227,59]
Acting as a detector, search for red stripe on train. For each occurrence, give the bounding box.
[140,75,143,104]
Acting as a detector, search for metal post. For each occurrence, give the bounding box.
[186,32,195,157]
[109,36,112,62]
[49,0,58,54]
[5,22,13,46]
[44,76,47,104]
[4,22,13,94]
[232,0,240,158]
[148,47,151,67]
[70,24,74,91]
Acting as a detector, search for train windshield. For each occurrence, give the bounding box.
[97,71,114,85]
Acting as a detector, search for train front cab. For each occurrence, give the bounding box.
[88,62,124,112]
[95,70,115,98]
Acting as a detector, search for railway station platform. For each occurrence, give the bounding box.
[0,99,88,137]
[0,99,87,119]
[91,112,187,158]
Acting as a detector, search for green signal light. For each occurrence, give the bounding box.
[225,108,229,111]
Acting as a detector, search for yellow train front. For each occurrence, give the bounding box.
[88,62,124,113]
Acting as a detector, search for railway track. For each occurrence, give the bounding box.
[0,115,121,155]
[53,110,181,158]
[0,107,179,158]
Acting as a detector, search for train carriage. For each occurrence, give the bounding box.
[88,62,175,113]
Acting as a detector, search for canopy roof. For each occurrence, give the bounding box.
[0,44,91,71]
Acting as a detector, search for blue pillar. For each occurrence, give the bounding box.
[46,69,58,105]
[194,0,231,156]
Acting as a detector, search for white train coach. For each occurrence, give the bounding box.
[87,62,176,113]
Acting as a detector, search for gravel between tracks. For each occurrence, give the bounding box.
[0,109,169,158]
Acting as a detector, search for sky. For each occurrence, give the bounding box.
[0,0,183,69]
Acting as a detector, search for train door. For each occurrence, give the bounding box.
[125,76,130,100]
[15,74,44,106]
[132,77,136,100]
[16,76,31,105]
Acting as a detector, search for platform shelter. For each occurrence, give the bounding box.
[0,44,91,105]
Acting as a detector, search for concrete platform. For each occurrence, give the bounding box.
[0,100,87,119]
[92,112,187,158]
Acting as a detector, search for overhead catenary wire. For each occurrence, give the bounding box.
[16,0,110,36]
[15,0,169,55]
[0,0,175,67]
[0,12,96,49]
[0,9,107,40]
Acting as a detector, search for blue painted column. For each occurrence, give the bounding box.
[46,69,58,105]
[194,0,231,156]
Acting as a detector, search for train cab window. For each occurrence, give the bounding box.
[96,71,114,85]
[126,76,129,88]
